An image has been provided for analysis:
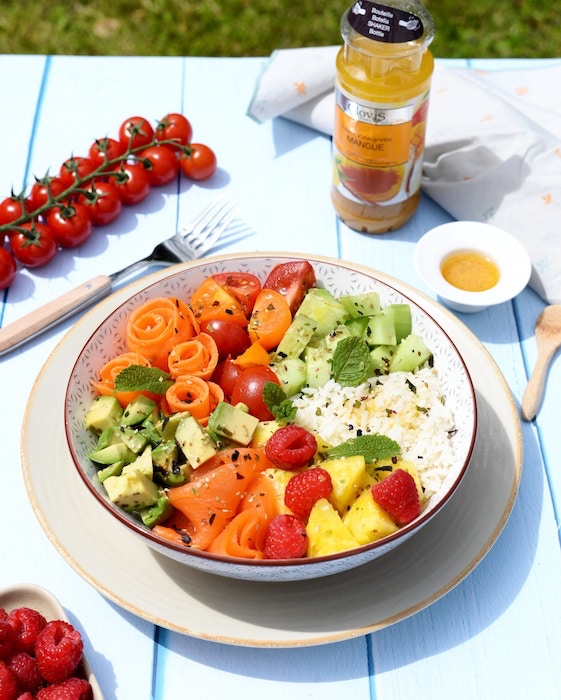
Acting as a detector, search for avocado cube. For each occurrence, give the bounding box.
[155,411,192,441]
[207,402,259,446]
[120,395,157,427]
[88,441,136,465]
[118,426,149,454]
[97,460,125,483]
[122,445,153,479]
[139,493,174,528]
[85,395,123,434]
[175,415,218,467]
[103,470,160,511]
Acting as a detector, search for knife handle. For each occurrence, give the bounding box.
[0,274,113,358]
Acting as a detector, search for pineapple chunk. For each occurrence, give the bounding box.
[261,468,294,514]
[320,455,367,515]
[306,498,359,557]
[250,420,282,448]
[343,487,399,545]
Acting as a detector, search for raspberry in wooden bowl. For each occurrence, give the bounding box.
[65,253,477,582]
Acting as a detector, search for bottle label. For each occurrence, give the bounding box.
[347,1,424,43]
[333,85,430,206]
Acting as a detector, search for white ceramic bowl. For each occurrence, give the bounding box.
[65,253,477,582]
[414,221,532,313]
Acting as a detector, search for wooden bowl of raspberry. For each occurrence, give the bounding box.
[64,253,477,582]
[0,583,103,699]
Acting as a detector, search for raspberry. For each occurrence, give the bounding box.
[8,651,43,694]
[0,660,18,700]
[0,609,7,621]
[35,621,83,684]
[35,677,92,700]
[263,514,308,559]
[7,607,47,654]
[370,468,421,525]
[284,467,333,520]
[0,620,16,661]
[265,425,317,470]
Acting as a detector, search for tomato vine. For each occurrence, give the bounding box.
[0,113,218,289]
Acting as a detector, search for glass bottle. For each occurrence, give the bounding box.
[331,0,435,233]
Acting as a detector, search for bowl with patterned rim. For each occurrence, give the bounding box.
[65,253,477,582]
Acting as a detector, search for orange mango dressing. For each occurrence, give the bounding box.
[440,250,500,292]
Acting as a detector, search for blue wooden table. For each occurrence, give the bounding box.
[1,54,560,699]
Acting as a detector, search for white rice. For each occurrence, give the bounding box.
[292,366,457,500]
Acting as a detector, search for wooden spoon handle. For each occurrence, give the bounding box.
[0,275,112,358]
[521,341,559,421]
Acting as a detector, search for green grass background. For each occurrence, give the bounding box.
[0,1,559,58]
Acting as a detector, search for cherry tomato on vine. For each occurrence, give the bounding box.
[179,143,217,181]
[59,156,97,188]
[0,196,27,227]
[230,365,280,421]
[78,180,122,226]
[28,176,68,214]
[118,116,155,151]
[200,319,251,360]
[10,222,58,268]
[139,145,179,186]
[155,113,193,150]
[88,137,127,170]
[109,162,152,205]
[46,202,93,248]
[0,247,17,289]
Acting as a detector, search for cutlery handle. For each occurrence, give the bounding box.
[0,275,113,358]
[521,344,558,421]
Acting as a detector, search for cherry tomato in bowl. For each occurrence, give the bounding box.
[200,319,251,360]
[230,365,280,421]
[211,272,261,316]
[264,261,317,315]
[211,357,244,401]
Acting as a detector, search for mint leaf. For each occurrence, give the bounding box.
[331,336,371,387]
[326,434,401,462]
[263,380,296,424]
[114,365,173,394]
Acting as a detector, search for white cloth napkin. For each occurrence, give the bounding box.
[247,48,561,304]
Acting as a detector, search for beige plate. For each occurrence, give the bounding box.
[0,583,103,697]
[21,253,522,648]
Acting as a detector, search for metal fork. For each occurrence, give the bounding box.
[0,198,238,357]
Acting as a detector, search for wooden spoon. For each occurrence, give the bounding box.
[521,305,561,421]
